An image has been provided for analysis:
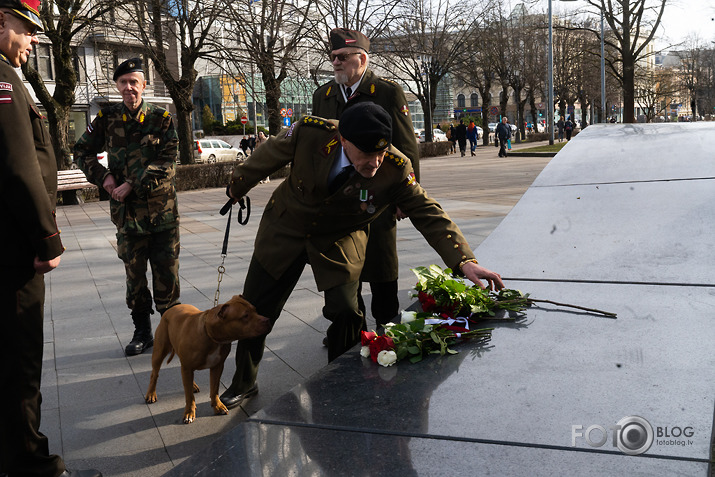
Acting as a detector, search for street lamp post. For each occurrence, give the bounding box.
[600,9,606,122]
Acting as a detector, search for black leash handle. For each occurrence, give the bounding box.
[219,196,250,255]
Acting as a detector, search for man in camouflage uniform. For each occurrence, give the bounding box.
[74,58,180,356]
[312,28,419,328]
[219,103,503,409]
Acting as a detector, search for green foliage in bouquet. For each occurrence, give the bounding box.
[412,265,530,317]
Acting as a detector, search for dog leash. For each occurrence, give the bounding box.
[214,195,251,306]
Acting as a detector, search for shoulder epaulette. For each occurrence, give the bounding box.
[379,77,400,87]
[302,116,337,131]
[385,151,406,168]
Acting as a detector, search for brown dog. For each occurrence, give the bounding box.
[144,295,271,423]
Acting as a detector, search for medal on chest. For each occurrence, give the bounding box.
[359,189,376,214]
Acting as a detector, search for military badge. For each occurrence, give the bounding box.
[369,83,376,95]
[0,82,12,91]
[376,138,388,149]
[322,135,339,156]
[401,105,409,116]
[404,172,417,187]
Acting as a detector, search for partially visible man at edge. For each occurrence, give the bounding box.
[74,57,180,357]
[0,1,102,475]
[312,27,419,330]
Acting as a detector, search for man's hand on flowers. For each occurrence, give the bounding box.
[461,261,504,291]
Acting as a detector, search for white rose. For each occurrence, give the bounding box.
[360,346,371,358]
[401,311,417,323]
[377,350,397,367]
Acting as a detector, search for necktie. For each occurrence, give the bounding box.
[329,165,353,194]
[345,87,352,99]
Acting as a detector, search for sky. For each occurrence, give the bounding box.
[535,0,715,51]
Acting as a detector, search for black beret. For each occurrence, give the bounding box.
[329,28,370,52]
[0,0,43,30]
[113,57,144,81]
[339,103,392,153]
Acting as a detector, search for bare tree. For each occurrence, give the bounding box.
[119,0,224,164]
[374,0,487,142]
[635,67,680,122]
[21,0,116,170]
[582,0,667,123]
[219,0,317,136]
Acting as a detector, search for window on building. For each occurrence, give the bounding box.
[30,44,53,80]
[457,94,465,108]
[470,93,479,107]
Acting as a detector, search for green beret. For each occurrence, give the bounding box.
[113,57,144,81]
[329,28,370,52]
[339,103,392,153]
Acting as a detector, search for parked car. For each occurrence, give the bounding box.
[418,129,448,142]
[193,139,245,163]
[488,122,497,133]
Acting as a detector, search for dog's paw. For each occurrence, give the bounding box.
[193,382,200,393]
[182,412,195,424]
[213,402,229,416]
[145,392,157,404]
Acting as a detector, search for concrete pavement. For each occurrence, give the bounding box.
[43,141,552,476]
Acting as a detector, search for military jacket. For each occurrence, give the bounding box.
[229,116,475,291]
[74,100,179,235]
[312,68,420,180]
[0,55,63,268]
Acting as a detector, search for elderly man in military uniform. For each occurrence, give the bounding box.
[0,1,102,475]
[219,103,503,409]
[74,58,180,356]
[312,28,420,330]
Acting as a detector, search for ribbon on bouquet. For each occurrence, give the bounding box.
[425,316,470,335]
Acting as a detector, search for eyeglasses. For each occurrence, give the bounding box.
[2,10,39,36]
[329,52,360,63]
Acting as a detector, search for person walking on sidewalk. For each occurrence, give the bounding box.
[0,1,102,475]
[219,103,505,410]
[455,119,467,156]
[75,58,181,357]
[312,28,419,330]
[495,117,511,158]
[467,120,479,156]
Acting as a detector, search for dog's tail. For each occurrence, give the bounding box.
[166,350,176,364]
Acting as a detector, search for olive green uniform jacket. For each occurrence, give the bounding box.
[0,55,63,268]
[229,116,474,292]
[312,69,419,282]
[74,100,179,235]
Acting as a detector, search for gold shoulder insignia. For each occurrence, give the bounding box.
[380,77,399,87]
[386,152,406,168]
[162,110,170,118]
[302,116,337,131]
[98,110,104,118]
[368,83,376,95]
[326,85,332,97]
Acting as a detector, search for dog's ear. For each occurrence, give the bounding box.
[218,304,229,319]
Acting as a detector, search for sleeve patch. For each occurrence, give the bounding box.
[0,82,12,91]
[401,105,409,116]
[86,124,94,134]
[0,94,12,105]
[403,172,417,187]
[321,135,340,156]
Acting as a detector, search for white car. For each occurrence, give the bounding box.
[193,139,245,163]
[418,129,448,142]
[488,123,497,133]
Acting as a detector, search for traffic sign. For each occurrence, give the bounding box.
[489,106,499,115]
[280,108,287,117]
[240,116,248,125]
[538,102,544,109]
[287,108,293,117]
[283,117,291,126]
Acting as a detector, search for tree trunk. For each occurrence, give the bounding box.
[175,108,194,165]
[622,59,636,123]
[46,105,73,170]
[479,87,491,146]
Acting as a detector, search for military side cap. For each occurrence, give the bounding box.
[329,28,370,52]
[339,102,392,153]
[0,0,43,31]
[113,57,144,81]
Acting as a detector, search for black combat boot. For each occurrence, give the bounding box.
[125,311,154,356]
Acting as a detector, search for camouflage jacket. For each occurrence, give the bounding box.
[74,101,179,234]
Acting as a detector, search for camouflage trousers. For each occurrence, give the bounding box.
[116,227,180,315]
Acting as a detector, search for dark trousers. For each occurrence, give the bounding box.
[0,268,65,477]
[357,280,399,328]
[227,255,364,394]
[498,139,508,157]
[116,227,180,315]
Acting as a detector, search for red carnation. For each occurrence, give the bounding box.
[417,291,436,312]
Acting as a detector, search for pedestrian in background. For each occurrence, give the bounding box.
[449,124,457,154]
[467,120,479,156]
[75,58,181,357]
[557,115,565,142]
[565,116,574,141]
[495,116,511,158]
[455,119,467,156]
[0,1,102,475]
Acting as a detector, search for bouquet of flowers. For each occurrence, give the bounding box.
[360,265,530,367]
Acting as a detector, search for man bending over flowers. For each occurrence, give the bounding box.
[219,102,504,409]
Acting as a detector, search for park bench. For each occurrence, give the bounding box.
[57,169,97,204]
